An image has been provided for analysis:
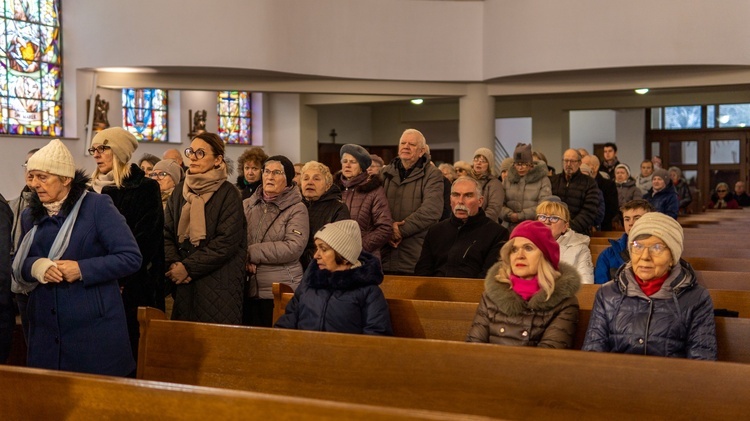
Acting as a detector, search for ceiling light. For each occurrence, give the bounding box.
[410,98,424,105]
[634,88,649,95]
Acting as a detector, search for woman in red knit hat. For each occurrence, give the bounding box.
[466,220,581,348]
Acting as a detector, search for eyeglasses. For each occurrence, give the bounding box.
[630,241,668,256]
[148,171,169,180]
[184,147,215,160]
[537,214,565,224]
[473,157,488,163]
[717,189,727,193]
[562,159,580,164]
[455,168,467,173]
[263,169,285,177]
[514,162,532,168]
[88,145,111,155]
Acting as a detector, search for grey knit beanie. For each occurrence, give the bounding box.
[652,168,669,183]
[500,157,514,173]
[153,159,184,185]
[91,127,139,164]
[473,147,494,164]
[314,220,363,267]
[628,212,683,265]
[513,143,533,164]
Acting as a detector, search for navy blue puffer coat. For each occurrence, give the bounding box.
[275,251,392,335]
[582,260,717,360]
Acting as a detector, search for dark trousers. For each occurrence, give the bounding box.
[243,298,274,327]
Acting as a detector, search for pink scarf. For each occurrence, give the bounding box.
[509,274,541,301]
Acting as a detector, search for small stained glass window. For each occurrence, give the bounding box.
[122,88,168,142]
[0,0,62,136]
[218,91,251,144]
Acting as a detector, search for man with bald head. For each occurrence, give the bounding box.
[582,154,618,231]
[162,148,188,181]
[549,149,600,234]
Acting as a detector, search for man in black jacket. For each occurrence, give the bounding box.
[549,149,600,234]
[415,177,508,279]
[583,154,618,231]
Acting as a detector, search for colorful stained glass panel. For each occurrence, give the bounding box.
[122,88,168,142]
[217,90,251,144]
[0,0,61,135]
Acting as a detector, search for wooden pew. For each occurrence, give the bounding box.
[0,365,463,420]
[137,308,750,419]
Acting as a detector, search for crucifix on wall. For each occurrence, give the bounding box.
[329,129,337,144]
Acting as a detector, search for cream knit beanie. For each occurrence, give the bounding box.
[628,212,683,265]
[26,139,75,178]
[92,127,139,164]
[314,220,363,267]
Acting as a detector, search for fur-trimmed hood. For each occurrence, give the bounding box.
[305,251,383,290]
[333,171,382,194]
[505,160,549,184]
[483,260,581,316]
[28,169,91,222]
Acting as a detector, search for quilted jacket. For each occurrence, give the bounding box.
[582,260,717,360]
[549,170,600,234]
[165,180,247,324]
[334,171,393,258]
[643,183,679,219]
[500,161,552,231]
[475,173,504,223]
[245,185,309,299]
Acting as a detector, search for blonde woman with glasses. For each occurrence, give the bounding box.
[536,199,594,284]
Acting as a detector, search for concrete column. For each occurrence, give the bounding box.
[459,83,495,164]
[532,103,570,168]
[265,93,318,162]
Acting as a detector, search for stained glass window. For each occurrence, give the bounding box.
[0,0,62,136]
[218,91,251,144]
[122,88,168,142]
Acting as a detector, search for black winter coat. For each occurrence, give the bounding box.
[0,193,12,363]
[275,251,392,335]
[595,172,618,231]
[582,260,717,360]
[165,180,247,324]
[549,170,600,234]
[414,208,508,279]
[300,185,351,269]
[236,175,261,201]
[99,164,164,312]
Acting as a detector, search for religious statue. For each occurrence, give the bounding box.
[87,94,110,133]
[188,109,207,138]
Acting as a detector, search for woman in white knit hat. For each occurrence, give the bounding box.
[14,139,141,376]
[583,212,717,359]
[275,219,392,335]
[471,147,504,223]
[89,127,164,360]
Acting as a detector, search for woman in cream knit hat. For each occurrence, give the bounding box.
[15,139,141,376]
[471,147,504,223]
[275,219,392,335]
[89,127,164,359]
[583,212,717,359]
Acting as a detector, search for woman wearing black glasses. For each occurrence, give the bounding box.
[535,199,594,284]
[89,127,164,360]
[148,158,184,209]
[242,155,308,327]
[164,132,246,325]
[707,182,740,209]
[583,212,717,360]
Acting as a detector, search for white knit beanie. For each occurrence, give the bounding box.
[92,127,139,164]
[26,139,75,178]
[314,220,362,267]
[615,163,631,178]
[628,212,683,265]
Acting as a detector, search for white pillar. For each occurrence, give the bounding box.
[459,83,495,164]
[265,93,318,162]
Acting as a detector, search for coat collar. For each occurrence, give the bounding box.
[448,207,488,228]
[506,161,549,184]
[29,170,91,222]
[613,258,697,298]
[305,251,383,290]
[483,261,581,316]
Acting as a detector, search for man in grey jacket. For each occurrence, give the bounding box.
[381,129,444,274]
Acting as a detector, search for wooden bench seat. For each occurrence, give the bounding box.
[0,365,461,420]
[137,307,750,419]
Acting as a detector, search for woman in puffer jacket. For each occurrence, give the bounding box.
[500,143,551,232]
[244,155,309,327]
[536,200,594,284]
[466,220,581,348]
[614,164,642,207]
[275,220,392,335]
[334,144,393,260]
[582,212,717,360]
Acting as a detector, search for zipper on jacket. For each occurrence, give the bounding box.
[463,241,477,259]
[643,299,653,355]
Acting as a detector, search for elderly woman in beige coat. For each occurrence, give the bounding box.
[500,143,551,231]
[471,147,504,223]
[244,155,309,327]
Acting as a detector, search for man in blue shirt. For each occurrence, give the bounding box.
[594,199,654,284]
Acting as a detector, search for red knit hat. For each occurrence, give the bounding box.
[510,220,561,270]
